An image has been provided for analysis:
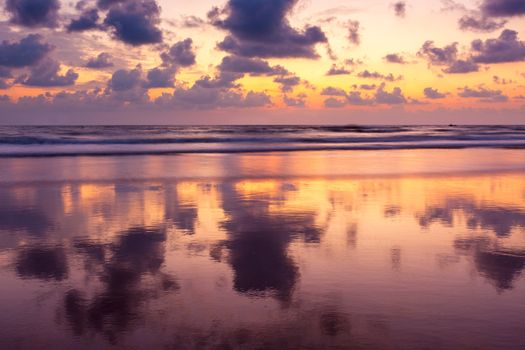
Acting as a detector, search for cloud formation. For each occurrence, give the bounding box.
[384,53,408,64]
[458,14,506,32]
[322,83,408,107]
[104,0,163,45]
[418,41,479,74]
[218,56,288,76]
[347,20,360,45]
[393,2,406,17]
[357,70,403,81]
[19,59,79,87]
[160,38,196,67]
[210,0,327,58]
[326,65,351,76]
[481,0,525,17]
[424,87,447,99]
[0,35,53,68]
[459,86,508,102]
[5,0,60,28]
[67,8,100,32]
[85,52,113,69]
[471,29,525,63]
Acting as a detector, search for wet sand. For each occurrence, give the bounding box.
[1,149,525,349]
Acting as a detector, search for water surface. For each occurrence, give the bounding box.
[1,150,525,349]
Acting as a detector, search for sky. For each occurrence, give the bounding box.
[0,0,524,124]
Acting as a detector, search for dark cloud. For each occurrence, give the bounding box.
[321,87,347,96]
[153,69,270,110]
[326,65,351,76]
[374,83,407,104]
[458,86,508,102]
[444,59,479,73]
[218,56,288,76]
[180,15,206,28]
[419,40,458,65]
[493,75,514,84]
[347,20,360,45]
[109,65,143,91]
[393,2,407,17]
[104,0,163,46]
[145,67,176,88]
[357,70,403,81]
[143,39,196,89]
[458,14,506,32]
[324,97,347,108]
[424,87,447,99]
[0,34,53,68]
[67,8,100,32]
[274,75,301,92]
[85,52,114,68]
[163,87,271,110]
[210,0,327,58]
[344,58,362,66]
[471,29,525,63]
[0,79,10,89]
[0,67,12,78]
[357,84,376,90]
[384,53,408,64]
[160,38,196,67]
[346,91,373,105]
[97,0,128,10]
[194,71,242,89]
[322,84,408,107]
[418,40,479,74]
[19,59,79,87]
[283,93,306,107]
[5,0,60,28]
[481,0,525,17]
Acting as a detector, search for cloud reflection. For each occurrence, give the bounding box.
[63,226,177,343]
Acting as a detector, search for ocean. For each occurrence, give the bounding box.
[2,125,525,157]
[0,126,524,349]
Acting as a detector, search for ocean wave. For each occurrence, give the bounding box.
[1,125,525,157]
[1,141,525,157]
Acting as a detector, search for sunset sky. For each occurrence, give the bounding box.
[0,0,524,124]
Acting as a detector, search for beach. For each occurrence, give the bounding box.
[1,135,525,349]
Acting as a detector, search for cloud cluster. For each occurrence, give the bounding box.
[471,29,525,63]
[322,83,408,107]
[458,14,506,32]
[85,52,113,69]
[423,87,447,99]
[459,86,508,102]
[143,38,197,88]
[67,0,163,46]
[209,0,327,58]
[418,41,479,74]
[18,59,79,87]
[5,0,60,28]
[481,0,525,17]
[357,70,403,81]
[67,8,100,32]
[0,35,53,68]
[326,65,352,76]
[218,56,288,76]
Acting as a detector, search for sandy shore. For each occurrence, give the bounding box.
[1,149,525,349]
